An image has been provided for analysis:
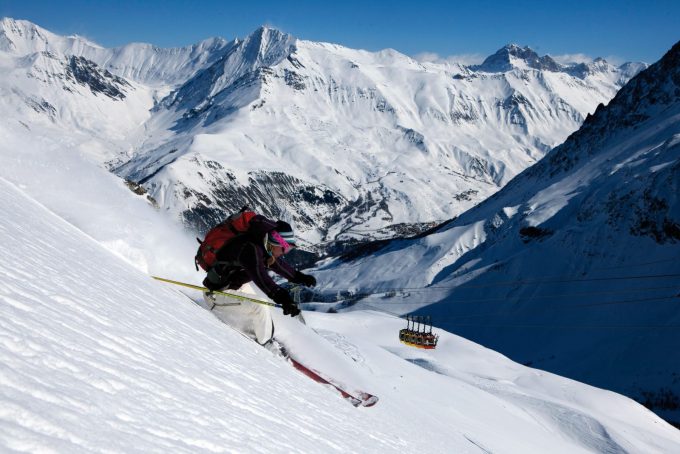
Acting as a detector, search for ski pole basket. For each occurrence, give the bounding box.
[399,315,439,349]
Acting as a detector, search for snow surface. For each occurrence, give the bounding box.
[1,176,679,452]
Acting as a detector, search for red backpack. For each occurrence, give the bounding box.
[194,211,257,271]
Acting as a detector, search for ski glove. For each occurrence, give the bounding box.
[293,271,317,287]
[272,288,300,317]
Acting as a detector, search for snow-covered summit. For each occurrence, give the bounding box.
[0,17,101,55]
[473,43,630,81]
[0,16,234,87]
[159,26,296,112]
[242,26,297,66]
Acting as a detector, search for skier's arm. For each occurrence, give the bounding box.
[238,242,299,316]
[269,258,296,281]
[272,259,317,287]
[238,242,283,298]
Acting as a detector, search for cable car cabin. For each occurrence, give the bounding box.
[399,315,438,349]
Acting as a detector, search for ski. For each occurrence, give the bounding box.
[174,289,379,407]
[224,326,379,407]
[287,356,379,407]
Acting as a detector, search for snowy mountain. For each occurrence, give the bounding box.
[118,35,643,246]
[0,17,232,86]
[2,174,679,452]
[312,40,680,426]
[0,18,645,251]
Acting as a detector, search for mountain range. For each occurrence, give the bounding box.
[0,18,646,254]
[312,40,680,426]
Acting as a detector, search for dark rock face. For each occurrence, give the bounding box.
[628,170,680,244]
[519,226,553,242]
[138,155,440,259]
[65,56,130,99]
[283,69,306,90]
[25,97,56,117]
[567,58,612,79]
[174,160,345,236]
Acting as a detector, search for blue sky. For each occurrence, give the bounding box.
[1,0,678,64]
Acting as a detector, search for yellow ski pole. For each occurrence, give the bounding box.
[151,276,281,308]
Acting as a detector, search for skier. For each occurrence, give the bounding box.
[195,213,378,406]
[201,213,316,320]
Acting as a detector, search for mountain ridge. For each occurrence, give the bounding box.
[0,18,647,251]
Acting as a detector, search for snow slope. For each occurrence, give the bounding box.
[0,120,198,284]
[1,176,679,452]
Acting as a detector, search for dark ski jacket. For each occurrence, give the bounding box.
[214,215,297,298]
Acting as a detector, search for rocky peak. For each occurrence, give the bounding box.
[239,26,297,68]
[66,55,130,99]
[158,26,296,116]
[474,44,561,72]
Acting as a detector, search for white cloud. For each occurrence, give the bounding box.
[413,52,485,66]
[413,52,441,62]
[550,53,594,65]
[603,55,627,65]
[551,53,628,66]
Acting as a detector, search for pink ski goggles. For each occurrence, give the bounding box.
[269,230,293,253]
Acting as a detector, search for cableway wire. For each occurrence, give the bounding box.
[435,294,680,320]
[438,323,680,330]
[302,257,680,330]
[315,272,680,297]
[358,295,680,330]
[333,284,680,306]
[309,273,680,307]
[312,256,679,294]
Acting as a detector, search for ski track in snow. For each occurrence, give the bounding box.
[313,329,366,366]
